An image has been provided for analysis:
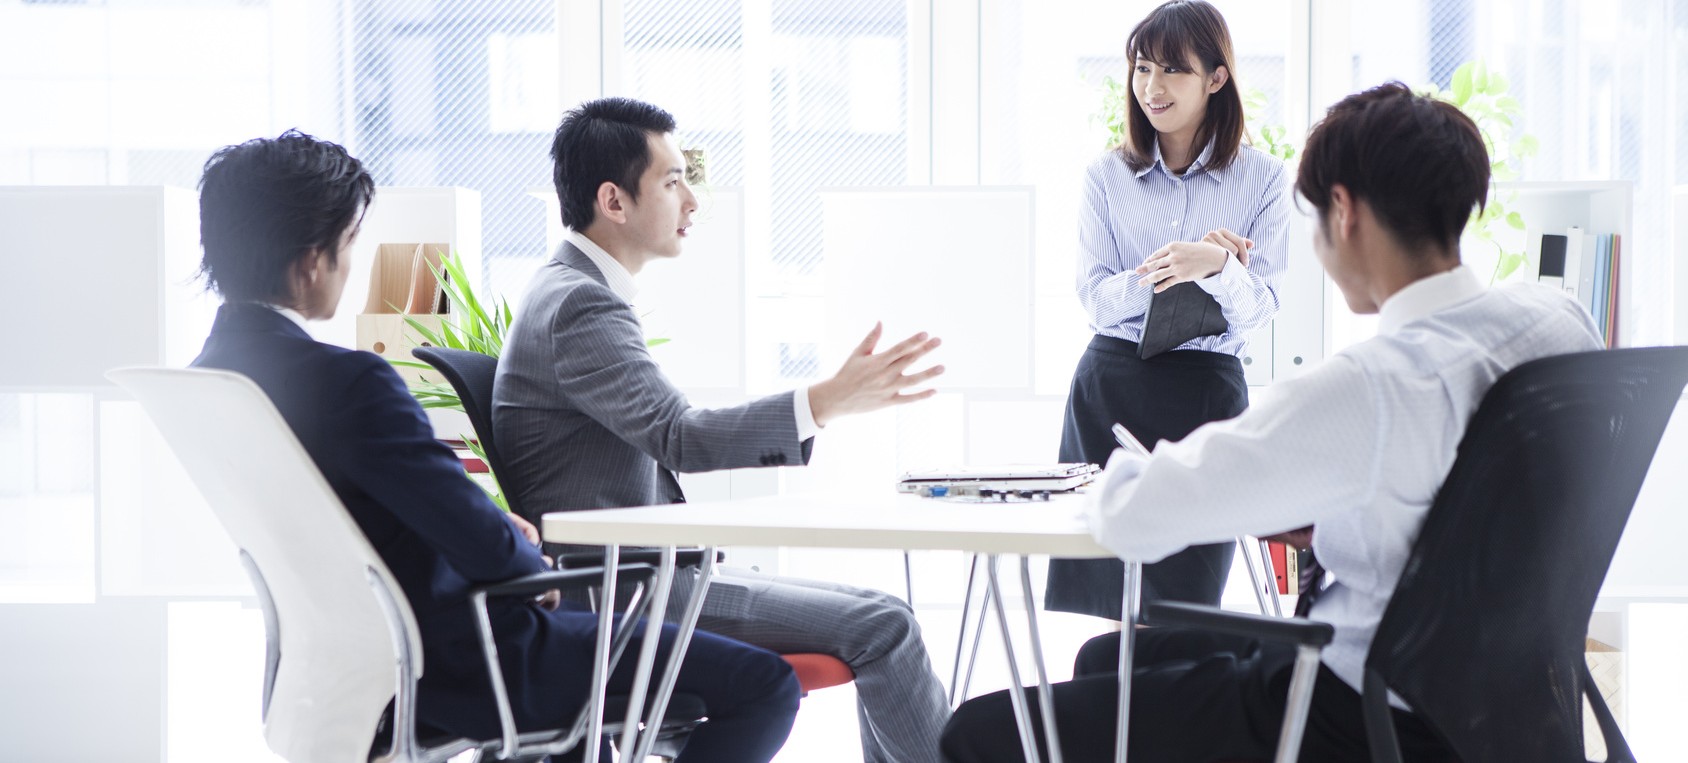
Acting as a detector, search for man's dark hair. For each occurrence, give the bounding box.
[550,97,678,231]
[197,129,374,303]
[1296,81,1490,254]
[1120,0,1247,173]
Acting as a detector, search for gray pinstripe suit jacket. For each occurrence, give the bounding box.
[492,242,814,534]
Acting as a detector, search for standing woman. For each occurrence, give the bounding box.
[1046,0,1290,621]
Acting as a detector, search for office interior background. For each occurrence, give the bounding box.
[3,0,1688,760]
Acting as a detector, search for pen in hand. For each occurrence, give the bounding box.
[1111,423,1152,458]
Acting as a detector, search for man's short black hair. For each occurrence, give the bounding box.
[1296,81,1490,254]
[197,129,374,303]
[550,97,678,231]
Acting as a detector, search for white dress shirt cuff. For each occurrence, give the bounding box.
[793,386,820,441]
[1195,248,1247,298]
[1084,448,1159,561]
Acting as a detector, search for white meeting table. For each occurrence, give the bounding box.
[543,491,1140,763]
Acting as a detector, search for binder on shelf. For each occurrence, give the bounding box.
[1559,224,1586,313]
[1606,234,1622,347]
[1537,232,1567,290]
[1266,540,1300,595]
[1269,541,1287,594]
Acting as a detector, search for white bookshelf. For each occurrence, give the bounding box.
[1489,181,1634,345]
[325,186,484,351]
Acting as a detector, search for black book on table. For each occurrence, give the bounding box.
[1138,281,1229,359]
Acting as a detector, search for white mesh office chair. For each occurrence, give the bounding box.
[108,367,687,762]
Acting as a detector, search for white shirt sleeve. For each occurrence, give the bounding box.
[793,384,819,441]
[1085,354,1385,562]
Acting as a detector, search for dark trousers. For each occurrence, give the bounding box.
[1047,336,1248,619]
[940,629,1457,762]
[533,614,803,763]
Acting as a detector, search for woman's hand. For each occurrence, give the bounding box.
[1200,228,1254,267]
[1136,240,1233,293]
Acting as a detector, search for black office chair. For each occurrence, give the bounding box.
[412,347,859,699]
[412,346,714,759]
[1150,346,1688,762]
[412,346,709,568]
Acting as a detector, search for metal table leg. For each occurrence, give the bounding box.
[1274,645,1323,763]
[616,547,675,755]
[986,555,1043,763]
[950,553,991,707]
[631,546,718,763]
[1115,561,1140,763]
[1018,557,1064,763]
[1238,537,1283,617]
[583,546,621,763]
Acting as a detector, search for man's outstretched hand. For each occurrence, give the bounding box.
[808,322,944,427]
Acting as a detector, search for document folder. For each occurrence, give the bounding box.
[1139,281,1228,359]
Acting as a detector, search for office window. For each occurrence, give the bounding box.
[618,0,912,391]
[1338,0,1683,348]
[349,0,560,302]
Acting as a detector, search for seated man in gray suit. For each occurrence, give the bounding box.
[494,96,951,762]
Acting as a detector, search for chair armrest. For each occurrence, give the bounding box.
[1146,601,1334,647]
[556,549,724,570]
[474,564,656,599]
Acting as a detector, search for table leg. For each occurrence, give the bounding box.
[1115,560,1141,763]
[617,546,675,755]
[1238,537,1272,616]
[986,555,1043,763]
[583,546,621,763]
[905,550,916,606]
[1018,557,1064,763]
[1274,644,1322,763]
[631,545,718,763]
[950,553,982,706]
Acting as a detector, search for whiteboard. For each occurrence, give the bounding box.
[1,186,208,389]
[820,187,1034,390]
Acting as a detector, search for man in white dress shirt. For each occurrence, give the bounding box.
[941,81,1602,761]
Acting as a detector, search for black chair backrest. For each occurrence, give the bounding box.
[1365,347,1688,763]
[410,347,519,513]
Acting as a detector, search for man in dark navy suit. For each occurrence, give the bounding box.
[189,130,799,761]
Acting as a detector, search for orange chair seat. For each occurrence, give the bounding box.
[780,653,855,695]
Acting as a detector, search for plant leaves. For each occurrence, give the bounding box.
[1450,62,1474,105]
[1506,211,1525,230]
[1495,251,1525,281]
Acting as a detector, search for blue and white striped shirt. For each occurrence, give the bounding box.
[1076,141,1290,356]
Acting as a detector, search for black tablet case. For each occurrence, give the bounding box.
[1139,281,1228,358]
